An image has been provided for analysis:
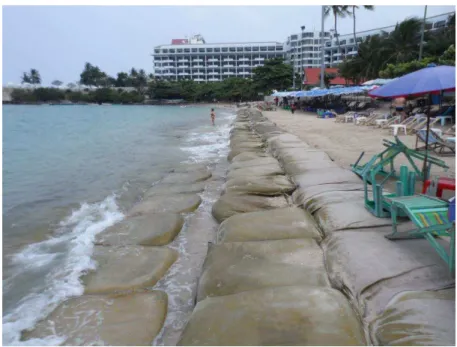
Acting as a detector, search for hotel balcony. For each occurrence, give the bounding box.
[238,64,250,68]
[163,65,175,69]
[208,78,220,81]
[178,59,189,62]
[333,59,343,64]
[195,78,205,82]
[223,71,235,75]
[208,72,219,75]
[208,58,219,62]
[193,58,203,62]
[238,58,249,61]
[163,72,175,76]
[192,65,204,68]
[253,64,263,67]
[208,65,219,68]
[347,51,358,56]
[177,65,189,69]
[333,52,342,57]
[178,72,190,76]
[239,71,251,75]
[254,57,265,61]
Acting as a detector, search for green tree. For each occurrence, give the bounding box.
[21,72,31,84]
[324,6,352,57]
[51,80,63,87]
[29,69,41,85]
[80,62,106,87]
[323,72,337,88]
[351,6,374,49]
[384,18,422,64]
[252,57,293,94]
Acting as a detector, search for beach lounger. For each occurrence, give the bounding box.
[431,130,456,155]
[379,116,401,129]
[385,194,454,273]
[415,129,455,155]
[407,117,440,135]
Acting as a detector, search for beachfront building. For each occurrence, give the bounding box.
[285,12,454,74]
[153,34,285,82]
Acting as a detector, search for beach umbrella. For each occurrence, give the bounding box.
[369,65,456,180]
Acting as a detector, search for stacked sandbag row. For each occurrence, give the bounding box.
[26,165,211,346]
[177,108,368,346]
[258,112,456,345]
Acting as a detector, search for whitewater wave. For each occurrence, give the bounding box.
[2,195,124,346]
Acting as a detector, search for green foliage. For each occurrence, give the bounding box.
[338,14,455,82]
[21,69,41,85]
[252,57,293,94]
[323,73,336,88]
[379,45,455,78]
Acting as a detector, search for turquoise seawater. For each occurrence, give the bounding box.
[2,104,235,345]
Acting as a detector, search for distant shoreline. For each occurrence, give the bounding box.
[2,101,239,107]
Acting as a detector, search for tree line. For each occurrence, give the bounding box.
[8,58,292,104]
[339,13,455,83]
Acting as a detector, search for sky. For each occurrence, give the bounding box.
[2,5,455,85]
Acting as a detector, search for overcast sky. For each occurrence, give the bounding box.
[2,5,455,85]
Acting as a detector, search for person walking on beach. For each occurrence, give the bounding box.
[393,97,406,122]
[274,96,279,106]
[210,108,216,125]
[291,102,297,114]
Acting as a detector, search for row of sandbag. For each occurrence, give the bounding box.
[177,107,368,346]
[256,112,455,345]
[24,165,212,345]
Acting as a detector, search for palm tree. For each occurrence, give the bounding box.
[352,6,374,49]
[385,18,422,64]
[324,6,352,56]
[29,69,41,86]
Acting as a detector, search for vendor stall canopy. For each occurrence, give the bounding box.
[271,86,371,98]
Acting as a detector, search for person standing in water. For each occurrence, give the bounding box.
[210,108,216,125]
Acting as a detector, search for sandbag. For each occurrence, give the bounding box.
[129,193,201,216]
[228,156,278,170]
[217,207,321,243]
[226,163,284,179]
[370,289,455,346]
[314,199,392,233]
[197,239,330,302]
[225,175,295,196]
[144,182,206,197]
[283,159,339,176]
[24,292,167,346]
[82,246,177,294]
[323,228,454,322]
[300,190,367,214]
[273,148,330,164]
[230,141,264,150]
[228,148,265,162]
[267,134,310,153]
[292,182,368,207]
[95,213,184,246]
[293,167,360,188]
[212,193,288,223]
[231,152,270,163]
[178,285,367,346]
[161,169,211,184]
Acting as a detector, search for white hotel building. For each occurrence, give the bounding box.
[286,12,454,74]
[153,34,284,82]
[153,12,454,82]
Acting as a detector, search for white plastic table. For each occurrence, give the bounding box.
[355,117,367,125]
[437,115,453,126]
[344,115,355,123]
[390,124,407,136]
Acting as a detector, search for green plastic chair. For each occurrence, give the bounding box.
[386,194,455,274]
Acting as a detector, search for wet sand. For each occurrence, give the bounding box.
[264,108,455,181]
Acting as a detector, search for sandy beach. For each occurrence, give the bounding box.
[264,108,455,181]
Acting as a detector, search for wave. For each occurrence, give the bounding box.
[2,195,124,346]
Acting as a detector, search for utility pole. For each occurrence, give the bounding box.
[419,5,428,61]
[320,5,325,88]
[300,25,305,90]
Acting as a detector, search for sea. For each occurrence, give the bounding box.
[2,104,236,345]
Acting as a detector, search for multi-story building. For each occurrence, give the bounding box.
[285,11,454,72]
[153,34,284,82]
[152,12,453,83]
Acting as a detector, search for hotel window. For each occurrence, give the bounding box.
[222,47,228,52]
[192,48,198,52]
[207,48,213,52]
[177,49,183,53]
[214,48,220,52]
